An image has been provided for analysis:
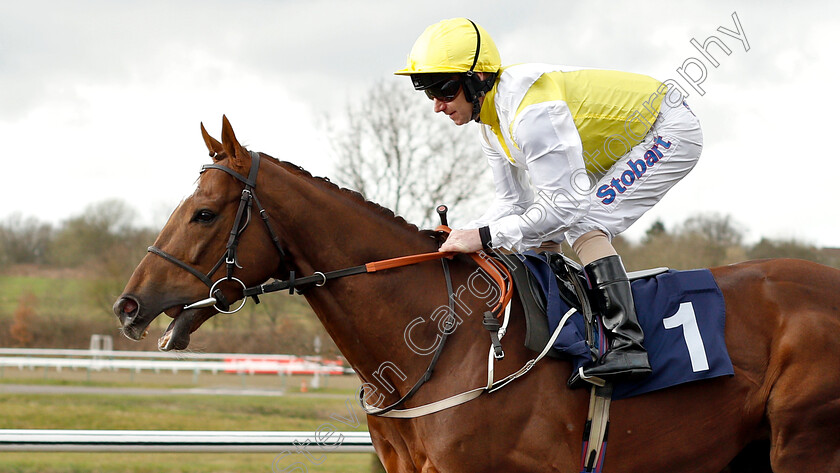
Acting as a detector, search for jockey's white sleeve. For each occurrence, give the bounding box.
[463,128,534,229]
[484,101,592,251]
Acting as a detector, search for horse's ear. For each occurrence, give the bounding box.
[200,122,224,160]
[220,115,250,172]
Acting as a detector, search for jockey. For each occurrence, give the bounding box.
[395,18,703,387]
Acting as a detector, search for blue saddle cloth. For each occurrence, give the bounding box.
[520,253,733,400]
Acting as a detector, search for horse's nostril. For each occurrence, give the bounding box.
[116,297,139,318]
[125,299,138,315]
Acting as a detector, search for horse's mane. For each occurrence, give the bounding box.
[267,157,438,240]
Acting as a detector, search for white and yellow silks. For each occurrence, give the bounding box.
[468,64,666,251]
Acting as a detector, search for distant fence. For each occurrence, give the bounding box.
[0,430,374,453]
[0,348,350,376]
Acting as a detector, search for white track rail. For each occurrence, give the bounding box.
[0,348,349,375]
[0,430,374,453]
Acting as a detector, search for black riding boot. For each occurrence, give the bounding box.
[569,255,651,388]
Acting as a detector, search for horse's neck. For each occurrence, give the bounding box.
[267,164,433,271]
[264,164,445,385]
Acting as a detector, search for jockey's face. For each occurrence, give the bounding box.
[433,82,473,126]
[431,73,488,126]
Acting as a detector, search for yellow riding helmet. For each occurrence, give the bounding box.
[394,18,501,76]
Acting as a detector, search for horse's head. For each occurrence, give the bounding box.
[113,116,286,350]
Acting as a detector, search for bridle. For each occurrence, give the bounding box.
[144,150,521,416]
[147,150,289,313]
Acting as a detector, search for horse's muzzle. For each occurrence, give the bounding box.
[113,295,152,341]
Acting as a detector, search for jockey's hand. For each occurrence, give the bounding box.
[439,228,483,253]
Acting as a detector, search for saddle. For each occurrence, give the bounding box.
[493,251,730,472]
[494,251,668,359]
[494,250,669,473]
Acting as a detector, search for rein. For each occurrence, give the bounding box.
[244,237,512,316]
[243,249,457,296]
[146,152,518,416]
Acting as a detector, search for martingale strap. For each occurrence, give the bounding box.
[360,257,457,417]
[242,225,514,416]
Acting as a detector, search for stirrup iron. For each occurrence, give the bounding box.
[576,367,606,387]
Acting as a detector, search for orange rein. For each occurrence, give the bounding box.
[364,225,513,317]
[246,226,513,317]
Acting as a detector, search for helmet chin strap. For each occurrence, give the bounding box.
[462,72,496,122]
[462,19,495,122]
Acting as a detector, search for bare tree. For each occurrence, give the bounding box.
[49,199,139,267]
[0,214,53,265]
[327,80,492,228]
[681,213,745,248]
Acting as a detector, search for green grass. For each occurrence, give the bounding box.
[0,452,374,473]
[0,368,360,391]
[0,371,376,472]
[0,391,367,431]
[0,375,196,390]
[0,391,375,472]
[0,274,98,317]
[0,274,79,295]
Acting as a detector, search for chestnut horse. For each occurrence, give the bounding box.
[114,117,840,472]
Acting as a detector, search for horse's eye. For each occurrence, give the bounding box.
[192,209,217,224]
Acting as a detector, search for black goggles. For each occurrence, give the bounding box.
[423,78,462,102]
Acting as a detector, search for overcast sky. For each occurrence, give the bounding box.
[1,1,837,247]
